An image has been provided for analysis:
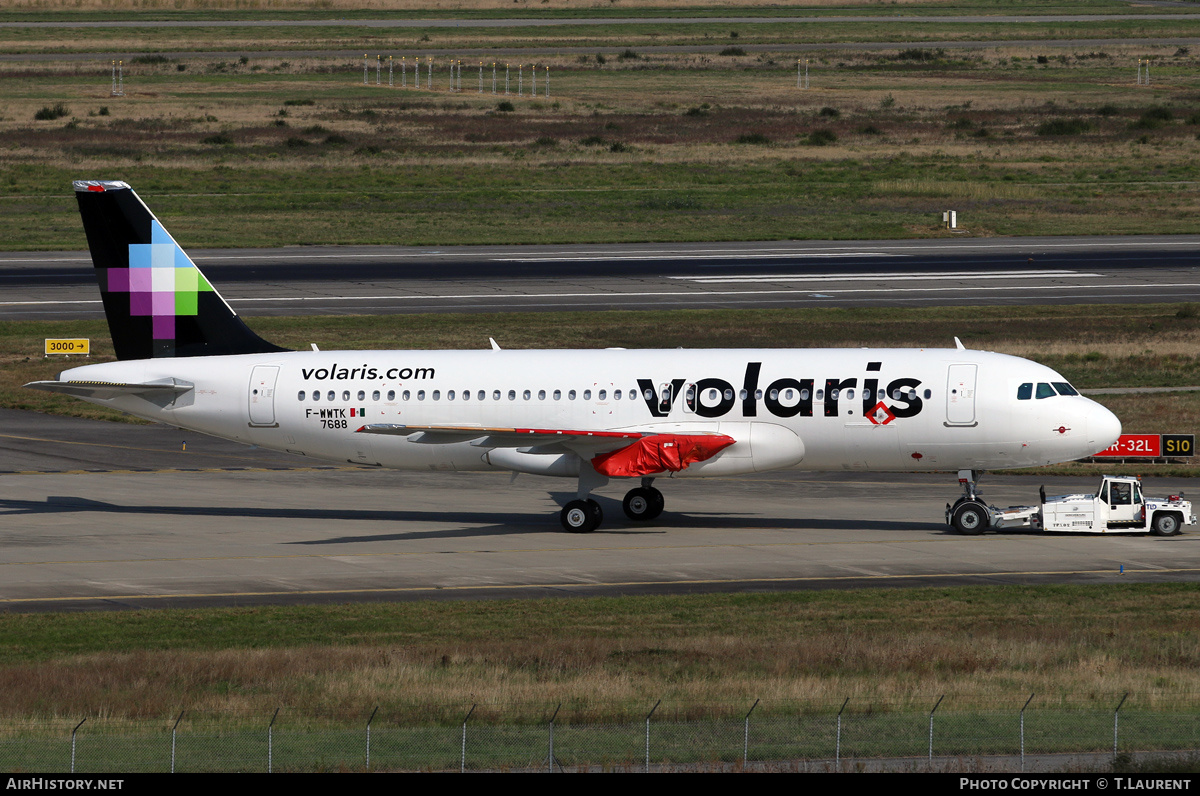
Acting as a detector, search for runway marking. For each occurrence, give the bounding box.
[492,252,908,262]
[671,269,1098,283]
[166,239,1200,259]
[0,431,217,454]
[0,431,200,454]
[0,466,357,475]
[221,282,1200,302]
[5,281,1183,309]
[0,299,102,306]
[3,281,1200,311]
[3,566,1198,604]
[5,238,1200,266]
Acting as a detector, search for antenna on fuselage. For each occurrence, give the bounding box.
[954,337,966,350]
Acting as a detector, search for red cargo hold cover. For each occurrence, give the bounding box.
[590,433,736,477]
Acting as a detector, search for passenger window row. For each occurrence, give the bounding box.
[299,389,393,402]
[749,387,931,402]
[296,386,935,403]
[297,388,640,403]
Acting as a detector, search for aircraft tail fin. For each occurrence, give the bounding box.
[73,180,288,360]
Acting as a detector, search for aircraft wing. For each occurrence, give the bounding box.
[23,378,194,401]
[356,423,643,449]
[357,423,737,475]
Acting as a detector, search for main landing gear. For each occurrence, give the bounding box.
[559,474,665,532]
[622,479,665,522]
[560,499,604,533]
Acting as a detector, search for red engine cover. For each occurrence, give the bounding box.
[591,434,736,477]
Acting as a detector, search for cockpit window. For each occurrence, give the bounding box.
[1052,382,1079,396]
[1017,383,1032,400]
[1035,383,1056,399]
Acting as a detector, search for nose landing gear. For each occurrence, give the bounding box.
[947,469,990,535]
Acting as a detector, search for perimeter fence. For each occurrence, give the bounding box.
[3,697,1200,773]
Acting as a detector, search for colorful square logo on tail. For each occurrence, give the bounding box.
[121,220,213,339]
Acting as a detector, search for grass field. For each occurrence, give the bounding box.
[9,709,1198,772]
[0,584,1198,724]
[8,18,1200,54]
[2,11,1200,248]
[0,0,1179,21]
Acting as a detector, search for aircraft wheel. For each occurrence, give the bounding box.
[952,501,988,535]
[646,487,665,519]
[1151,512,1182,537]
[623,487,664,521]
[587,498,604,527]
[561,499,600,533]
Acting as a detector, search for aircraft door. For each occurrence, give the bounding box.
[945,364,978,426]
[658,382,675,415]
[682,383,695,414]
[248,365,280,427]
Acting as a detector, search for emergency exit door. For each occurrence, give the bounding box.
[248,365,279,427]
[945,364,977,426]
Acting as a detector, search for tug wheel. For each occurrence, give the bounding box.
[1151,512,1182,537]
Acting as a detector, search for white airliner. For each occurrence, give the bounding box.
[26,181,1123,532]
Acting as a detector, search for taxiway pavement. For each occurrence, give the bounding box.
[1,409,1195,610]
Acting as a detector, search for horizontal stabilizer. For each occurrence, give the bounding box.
[23,377,194,401]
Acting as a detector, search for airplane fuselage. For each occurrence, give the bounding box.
[56,347,1119,476]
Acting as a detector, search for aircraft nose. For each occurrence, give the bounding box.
[1087,400,1122,453]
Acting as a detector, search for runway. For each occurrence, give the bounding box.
[4,235,1200,318]
[1,409,1196,611]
